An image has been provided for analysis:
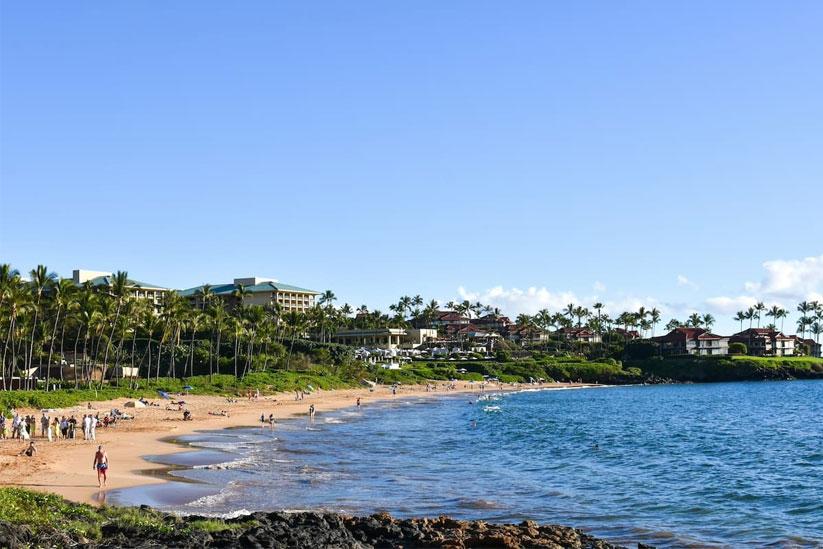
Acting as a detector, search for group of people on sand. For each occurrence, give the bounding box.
[1,411,100,442]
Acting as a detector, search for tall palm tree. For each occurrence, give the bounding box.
[745,307,755,329]
[797,301,813,338]
[318,290,337,307]
[702,313,715,331]
[100,271,130,387]
[649,308,661,337]
[733,311,746,332]
[26,265,57,377]
[44,279,76,390]
[687,313,703,328]
[753,302,766,328]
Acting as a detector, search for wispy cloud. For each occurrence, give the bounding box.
[593,281,606,293]
[677,274,699,290]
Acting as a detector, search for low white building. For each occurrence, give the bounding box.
[333,328,437,350]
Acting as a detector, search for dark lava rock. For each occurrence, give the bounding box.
[1,511,634,548]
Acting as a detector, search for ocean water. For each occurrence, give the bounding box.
[111,381,823,548]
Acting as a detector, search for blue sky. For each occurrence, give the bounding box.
[1,2,822,333]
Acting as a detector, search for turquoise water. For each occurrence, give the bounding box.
[112,381,823,547]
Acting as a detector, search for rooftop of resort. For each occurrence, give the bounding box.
[72,269,168,290]
[178,277,319,297]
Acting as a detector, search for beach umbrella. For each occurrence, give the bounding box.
[156,390,171,399]
[183,385,193,390]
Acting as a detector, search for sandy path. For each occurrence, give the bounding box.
[0,382,591,506]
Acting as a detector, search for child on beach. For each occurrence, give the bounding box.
[20,441,37,457]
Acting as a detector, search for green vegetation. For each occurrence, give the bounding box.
[0,370,357,413]
[625,356,823,382]
[0,487,254,542]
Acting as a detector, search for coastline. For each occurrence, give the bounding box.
[0,381,596,506]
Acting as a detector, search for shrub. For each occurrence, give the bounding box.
[729,342,747,355]
[624,340,659,360]
[495,349,511,362]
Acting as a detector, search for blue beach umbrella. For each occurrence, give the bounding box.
[157,390,171,399]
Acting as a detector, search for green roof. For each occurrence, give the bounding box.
[178,281,318,297]
[82,276,168,290]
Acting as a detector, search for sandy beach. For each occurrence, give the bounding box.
[0,382,593,506]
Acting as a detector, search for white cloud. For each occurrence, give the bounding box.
[677,275,698,290]
[457,285,579,315]
[705,254,823,315]
[455,285,669,318]
[744,254,823,300]
[593,281,606,292]
[704,295,758,315]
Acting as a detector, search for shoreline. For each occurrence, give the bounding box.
[0,381,599,506]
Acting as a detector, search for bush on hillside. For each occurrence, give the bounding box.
[624,340,660,360]
[729,342,747,355]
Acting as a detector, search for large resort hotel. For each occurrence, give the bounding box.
[179,277,319,312]
[72,269,168,310]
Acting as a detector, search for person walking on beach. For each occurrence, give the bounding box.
[93,445,109,488]
[40,413,49,438]
[90,414,98,441]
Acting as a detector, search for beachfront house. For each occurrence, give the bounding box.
[729,328,795,357]
[179,277,319,313]
[651,327,730,356]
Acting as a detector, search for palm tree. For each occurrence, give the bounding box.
[573,306,589,328]
[702,313,715,331]
[733,311,746,332]
[26,265,57,378]
[318,290,337,307]
[100,271,130,387]
[665,318,681,332]
[649,308,661,337]
[766,305,781,332]
[797,301,814,338]
[753,302,766,328]
[745,307,755,329]
[44,279,76,390]
[687,313,703,328]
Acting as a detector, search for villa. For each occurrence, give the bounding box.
[179,276,319,313]
[72,269,168,310]
[729,328,795,357]
[428,311,471,329]
[652,327,730,356]
[555,327,602,344]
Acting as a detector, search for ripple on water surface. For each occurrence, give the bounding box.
[111,382,823,548]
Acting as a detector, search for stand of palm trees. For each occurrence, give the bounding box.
[0,264,356,392]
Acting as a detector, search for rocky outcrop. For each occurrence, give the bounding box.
[2,510,631,548]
